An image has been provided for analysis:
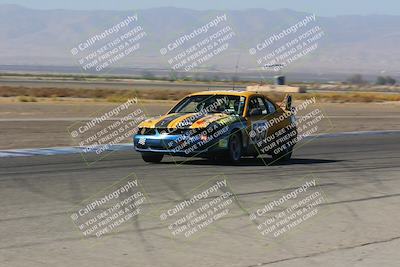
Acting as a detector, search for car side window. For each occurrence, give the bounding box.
[265,99,276,114]
[248,98,259,112]
[248,97,268,116]
[256,97,268,115]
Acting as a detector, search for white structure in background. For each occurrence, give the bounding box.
[246,75,304,93]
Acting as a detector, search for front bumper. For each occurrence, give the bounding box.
[133,133,229,157]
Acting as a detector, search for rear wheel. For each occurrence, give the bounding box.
[227,133,242,164]
[141,153,163,163]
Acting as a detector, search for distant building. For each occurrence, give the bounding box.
[246,76,304,93]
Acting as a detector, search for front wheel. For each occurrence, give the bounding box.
[227,133,242,164]
[141,153,163,163]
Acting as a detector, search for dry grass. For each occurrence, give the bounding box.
[259,92,400,103]
[297,92,400,103]
[1,86,399,103]
[17,96,37,102]
[0,86,193,102]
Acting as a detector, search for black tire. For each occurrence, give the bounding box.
[272,144,293,162]
[207,155,219,161]
[141,153,163,163]
[227,133,242,164]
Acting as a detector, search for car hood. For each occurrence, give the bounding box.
[139,112,239,129]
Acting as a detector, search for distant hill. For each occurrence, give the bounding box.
[0,4,399,76]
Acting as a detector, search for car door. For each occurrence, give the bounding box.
[246,96,270,147]
[262,97,281,136]
[264,97,292,135]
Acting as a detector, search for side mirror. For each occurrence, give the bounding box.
[249,108,262,116]
[285,95,292,111]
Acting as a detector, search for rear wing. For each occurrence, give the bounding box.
[278,94,293,111]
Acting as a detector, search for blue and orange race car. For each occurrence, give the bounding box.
[133,90,297,164]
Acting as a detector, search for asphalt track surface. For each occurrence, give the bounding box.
[1,132,399,267]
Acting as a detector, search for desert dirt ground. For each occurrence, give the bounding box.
[0,98,399,149]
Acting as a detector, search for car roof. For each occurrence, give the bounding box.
[188,90,259,97]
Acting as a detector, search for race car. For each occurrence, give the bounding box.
[133,90,297,164]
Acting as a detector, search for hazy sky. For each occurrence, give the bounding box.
[1,0,399,16]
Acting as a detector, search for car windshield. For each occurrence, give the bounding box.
[169,95,246,116]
